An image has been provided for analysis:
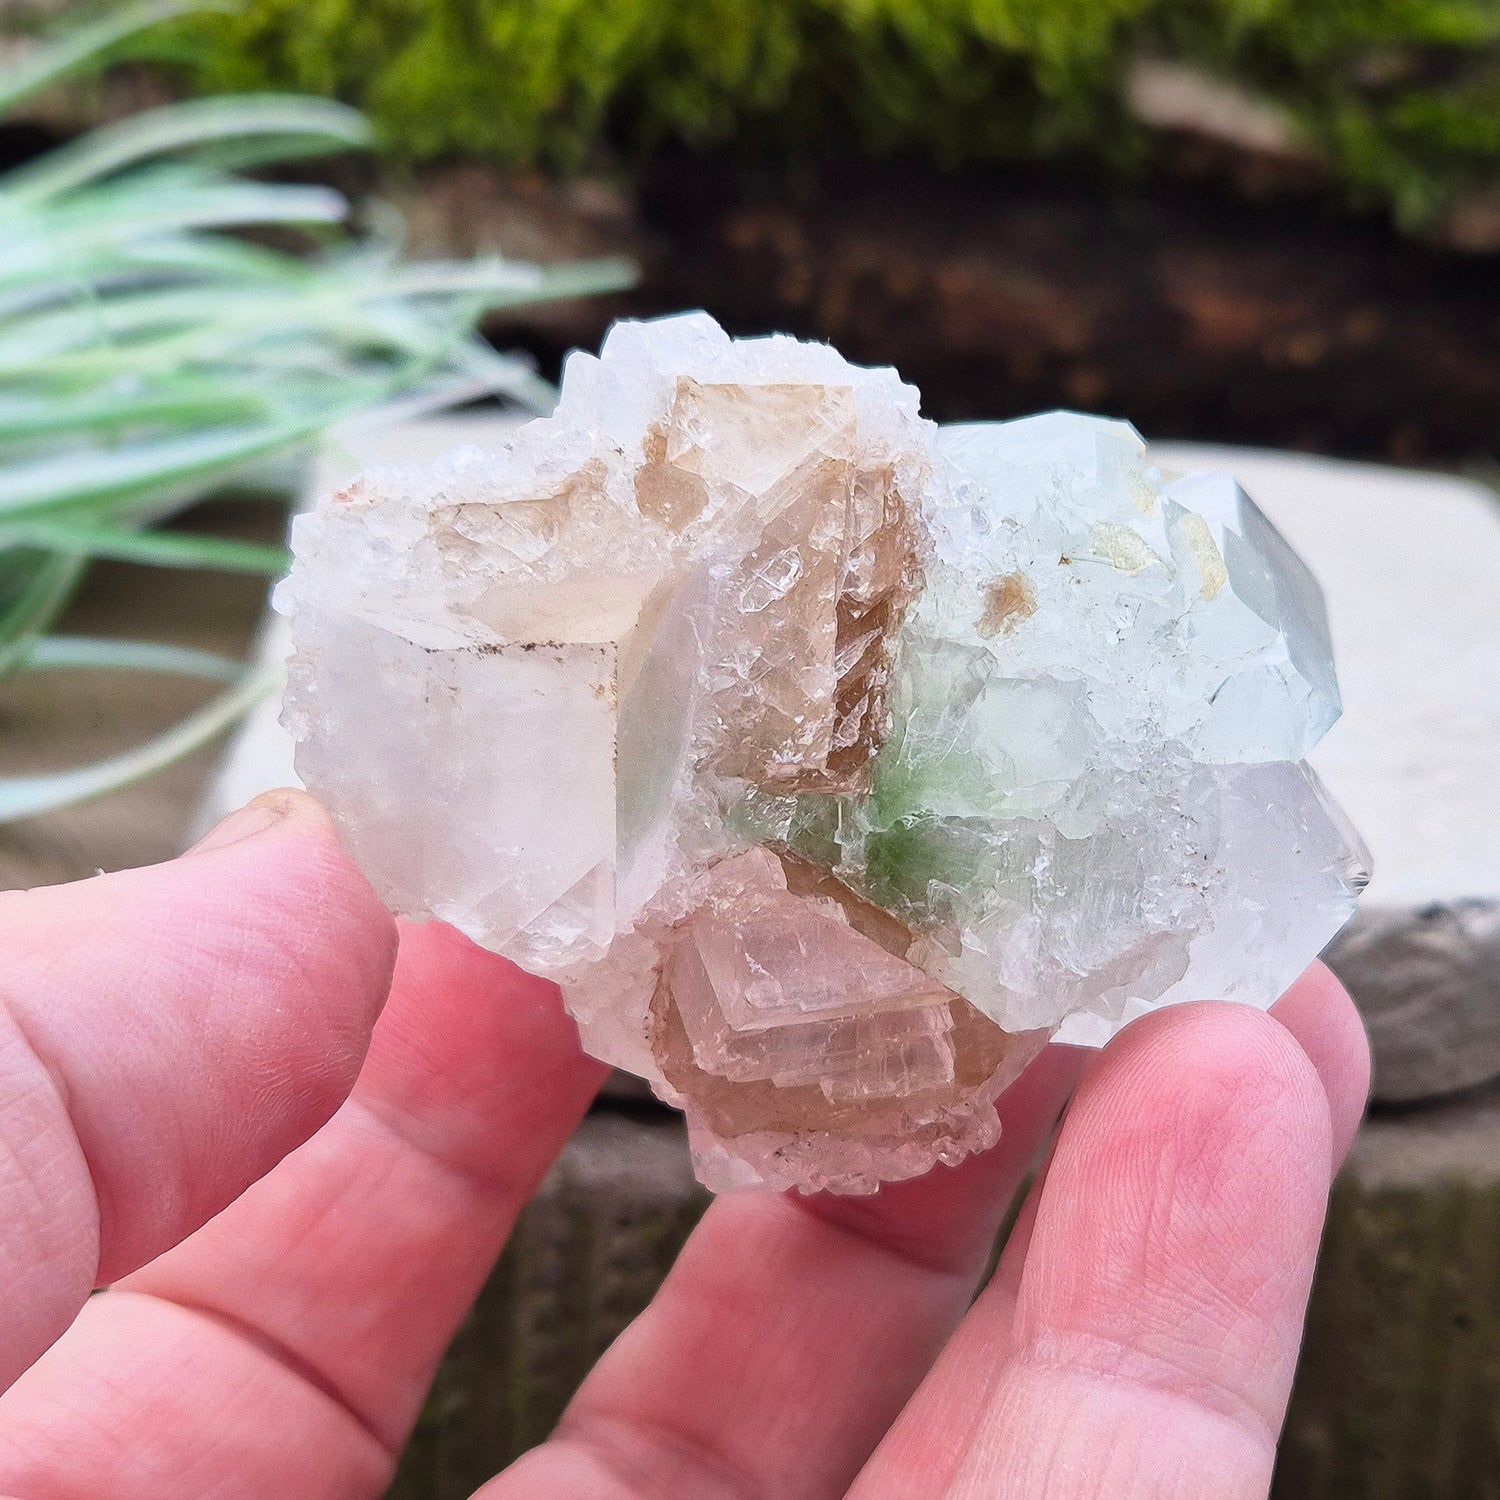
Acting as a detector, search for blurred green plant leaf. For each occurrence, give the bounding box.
[0,2,635,824]
[0,0,221,115]
[7,523,289,575]
[25,634,246,679]
[0,549,86,679]
[2,95,375,203]
[0,658,282,822]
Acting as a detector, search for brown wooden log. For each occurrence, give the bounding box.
[12,69,1500,464]
[459,154,1500,467]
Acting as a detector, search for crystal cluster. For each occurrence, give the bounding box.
[276,313,1369,1194]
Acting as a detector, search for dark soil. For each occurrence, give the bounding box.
[487,151,1500,466]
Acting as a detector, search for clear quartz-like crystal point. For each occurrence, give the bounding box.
[277,314,1367,1195]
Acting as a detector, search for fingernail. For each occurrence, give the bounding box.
[187,798,287,855]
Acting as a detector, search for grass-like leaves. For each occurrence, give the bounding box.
[0,0,631,823]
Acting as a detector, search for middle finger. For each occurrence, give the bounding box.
[489,1043,1081,1500]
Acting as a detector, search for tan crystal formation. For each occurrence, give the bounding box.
[652,378,924,795]
[646,850,1048,1191]
[278,312,1368,1196]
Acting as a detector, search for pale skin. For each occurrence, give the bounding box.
[0,789,1371,1499]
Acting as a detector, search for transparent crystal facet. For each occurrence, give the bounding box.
[277,313,1367,1195]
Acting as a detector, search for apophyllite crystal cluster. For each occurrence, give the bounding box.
[277,312,1369,1194]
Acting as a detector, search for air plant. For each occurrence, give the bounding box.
[0,0,632,821]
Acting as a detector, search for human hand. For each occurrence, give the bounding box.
[0,790,1369,1499]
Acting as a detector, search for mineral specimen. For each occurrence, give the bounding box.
[276,312,1369,1194]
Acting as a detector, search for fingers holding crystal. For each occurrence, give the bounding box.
[485,1044,1080,1500]
[988,962,1368,1318]
[256,310,1372,1495]
[0,924,605,1498]
[852,996,1344,1499]
[0,790,396,1394]
[115,922,607,1456]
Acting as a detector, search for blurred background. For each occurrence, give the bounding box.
[1,2,1499,1495]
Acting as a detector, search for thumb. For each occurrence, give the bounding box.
[0,789,396,1389]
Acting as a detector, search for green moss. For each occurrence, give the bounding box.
[1160,0,1500,229]
[176,0,1500,228]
